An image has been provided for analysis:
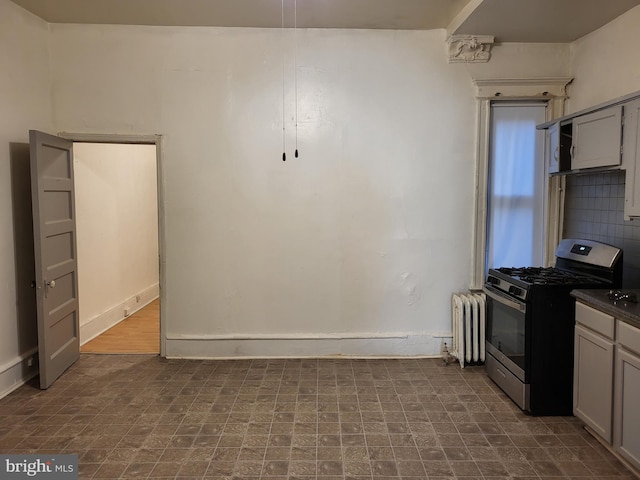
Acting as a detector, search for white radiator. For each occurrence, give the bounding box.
[450,292,486,368]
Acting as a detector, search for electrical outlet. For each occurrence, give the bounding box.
[124,308,130,317]
[27,357,34,367]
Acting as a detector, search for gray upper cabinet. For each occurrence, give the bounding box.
[537,90,640,176]
[571,106,623,170]
[623,99,640,218]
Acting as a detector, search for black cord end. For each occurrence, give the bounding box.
[282,152,286,161]
[295,149,299,158]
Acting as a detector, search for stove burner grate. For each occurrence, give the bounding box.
[495,266,604,286]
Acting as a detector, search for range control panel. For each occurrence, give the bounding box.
[570,244,592,256]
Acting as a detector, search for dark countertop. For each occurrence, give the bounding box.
[571,289,640,329]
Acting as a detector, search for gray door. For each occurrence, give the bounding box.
[30,130,80,389]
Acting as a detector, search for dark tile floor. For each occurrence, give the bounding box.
[0,355,637,479]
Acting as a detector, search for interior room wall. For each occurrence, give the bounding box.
[74,143,159,343]
[465,42,571,80]
[561,6,640,289]
[568,4,640,113]
[47,24,570,357]
[0,0,52,395]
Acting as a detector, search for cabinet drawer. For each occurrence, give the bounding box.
[618,321,640,356]
[487,354,529,412]
[576,301,615,339]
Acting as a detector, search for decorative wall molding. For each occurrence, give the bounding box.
[472,77,573,99]
[448,35,494,63]
[469,77,573,289]
[165,332,451,358]
[0,347,38,400]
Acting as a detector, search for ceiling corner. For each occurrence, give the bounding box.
[446,0,484,38]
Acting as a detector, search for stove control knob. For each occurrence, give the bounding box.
[508,286,522,296]
[487,276,499,285]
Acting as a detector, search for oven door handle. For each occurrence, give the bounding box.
[483,285,527,313]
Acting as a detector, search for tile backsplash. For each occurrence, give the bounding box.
[563,170,640,288]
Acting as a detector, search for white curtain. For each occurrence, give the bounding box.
[487,103,547,270]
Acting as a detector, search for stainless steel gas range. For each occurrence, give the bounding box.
[483,238,622,416]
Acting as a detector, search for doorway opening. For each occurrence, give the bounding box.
[62,134,164,355]
[80,298,160,353]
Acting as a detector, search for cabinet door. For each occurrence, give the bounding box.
[547,121,572,173]
[571,106,623,170]
[548,122,560,174]
[623,99,640,218]
[615,348,640,470]
[574,324,615,443]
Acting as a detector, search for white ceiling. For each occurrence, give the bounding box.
[9,0,640,43]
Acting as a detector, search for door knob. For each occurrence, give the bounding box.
[46,280,56,289]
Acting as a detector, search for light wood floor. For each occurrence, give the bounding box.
[80,299,159,354]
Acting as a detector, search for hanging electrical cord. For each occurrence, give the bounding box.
[281,0,299,161]
[294,0,299,158]
[282,0,286,161]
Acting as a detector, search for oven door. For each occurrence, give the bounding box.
[483,284,528,382]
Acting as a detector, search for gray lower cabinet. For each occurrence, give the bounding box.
[574,301,640,474]
[574,317,615,442]
[615,321,640,471]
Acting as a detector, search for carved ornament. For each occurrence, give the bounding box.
[447,35,495,63]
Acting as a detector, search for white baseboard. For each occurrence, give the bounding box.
[0,347,39,399]
[80,283,159,345]
[165,332,449,359]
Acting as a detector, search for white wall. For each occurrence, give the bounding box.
[0,1,574,367]
[0,0,52,395]
[47,24,570,357]
[466,42,571,80]
[74,143,159,343]
[569,5,640,112]
[0,0,626,395]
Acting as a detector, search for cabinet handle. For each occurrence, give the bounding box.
[571,144,576,158]
[554,146,559,161]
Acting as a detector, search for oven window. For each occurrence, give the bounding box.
[487,297,526,371]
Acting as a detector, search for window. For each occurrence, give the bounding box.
[469,77,571,289]
[486,103,547,270]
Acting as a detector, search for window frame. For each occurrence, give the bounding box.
[470,78,572,289]
[486,101,547,271]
